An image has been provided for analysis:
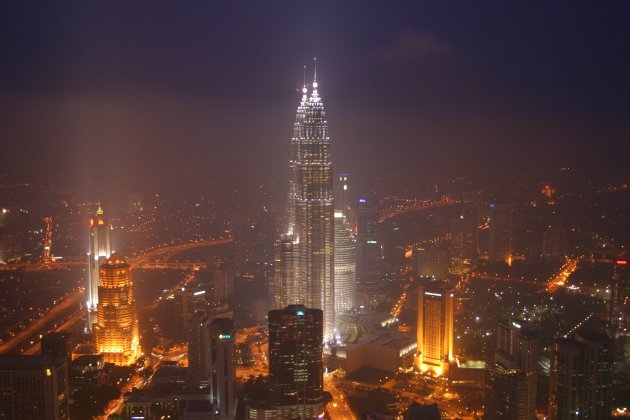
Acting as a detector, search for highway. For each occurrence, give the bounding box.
[0,288,84,354]
[378,197,459,223]
[0,237,233,271]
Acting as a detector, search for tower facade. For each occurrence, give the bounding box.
[95,254,139,365]
[334,212,356,317]
[416,281,454,376]
[268,305,324,419]
[87,205,112,330]
[484,319,538,420]
[548,332,613,420]
[278,66,335,341]
[488,203,512,264]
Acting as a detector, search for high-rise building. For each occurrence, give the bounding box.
[187,314,235,416]
[484,319,538,420]
[334,212,356,318]
[0,355,70,420]
[94,254,140,365]
[175,284,209,329]
[412,244,449,280]
[87,205,112,330]
[610,258,629,333]
[277,63,335,341]
[268,305,324,419]
[356,196,382,285]
[488,203,512,265]
[416,281,454,376]
[548,332,613,419]
[41,332,72,387]
[187,311,211,388]
[334,173,352,219]
[207,318,235,417]
[449,213,476,274]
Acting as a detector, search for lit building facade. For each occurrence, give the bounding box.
[87,205,112,330]
[334,212,356,317]
[95,254,140,365]
[268,305,324,419]
[416,281,453,376]
[277,64,335,342]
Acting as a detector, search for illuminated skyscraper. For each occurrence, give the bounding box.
[277,61,335,341]
[334,212,356,317]
[95,254,140,365]
[269,305,324,419]
[610,258,629,332]
[87,205,112,330]
[416,281,454,376]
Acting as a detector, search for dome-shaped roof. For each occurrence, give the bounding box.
[104,253,127,266]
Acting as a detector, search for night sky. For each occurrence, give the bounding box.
[1,2,629,195]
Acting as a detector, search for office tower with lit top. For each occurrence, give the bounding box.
[268,305,324,419]
[484,319,538,420]
[277,61,335,341]
[94,254,140,365]
[334,212,356,316]
[87,205,112,330]
[416,281,453,376]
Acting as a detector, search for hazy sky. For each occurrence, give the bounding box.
[1,2,629,194]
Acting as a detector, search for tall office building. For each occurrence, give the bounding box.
[87,205,112,330]
[449,213,476,274]
[0,355,69,420]
[548,332,613,419]
[412,244,449,280]
[610,258,629,333]
[187,311,211,388]
[334,173,352,219]
[187,314,235,416]
[356,196,382,285]
[484,319,538,420]
[277,63,335,341]
[416,281,454,376]
[94,254,140,365]
[207,318,235,417]
[488,203,512,264]
[334,212,356,317]
[268,305,324,419]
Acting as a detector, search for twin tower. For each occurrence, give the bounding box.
[275,62,355,342]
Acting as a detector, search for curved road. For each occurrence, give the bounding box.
[0,288,84,354]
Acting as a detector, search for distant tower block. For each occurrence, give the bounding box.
[86,205,112,331]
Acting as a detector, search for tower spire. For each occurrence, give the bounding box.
[313,57,317,83]
[311,58,319,100]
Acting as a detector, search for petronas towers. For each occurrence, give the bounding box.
[275,62,342,342]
